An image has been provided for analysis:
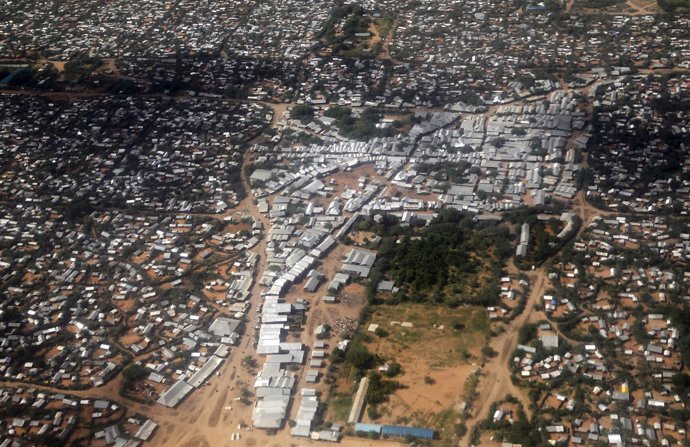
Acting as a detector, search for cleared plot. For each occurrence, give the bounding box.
[330,303,490,443]
[365,304,489,369]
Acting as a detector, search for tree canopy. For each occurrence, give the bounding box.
[371,209,513,306]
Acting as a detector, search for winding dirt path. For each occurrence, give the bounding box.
[459,269,548,447]
[376,16,403,65]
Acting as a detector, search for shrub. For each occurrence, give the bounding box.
[481,345,498,358]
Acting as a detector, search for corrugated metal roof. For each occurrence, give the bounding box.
[382,425,434,439]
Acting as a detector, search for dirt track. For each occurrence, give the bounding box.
[458,188,613,446]
[459,268,548,447]
[145,151,403,447]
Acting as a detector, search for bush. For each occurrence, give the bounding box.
[122,363,149,383]
[374,327,389,338]
[384,362,402,377]
[491,137,506,148]
[367,405,381,420]
[658,0,690,12]
[366,372,404,405]
[345,343,379,370]
[242,355,258,369]
[289,105,315,124]
[481,345,498,358]
[518,323,537,345]
[452,320,466,330]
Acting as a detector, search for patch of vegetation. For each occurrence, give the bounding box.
[481,345,498,358]
[324,106,397,141]
[329,394,354,421]
[578,0,624,8]
[659,0,690,13]
[121,363,150,391]
[289,104,316,124]
[480,402,543,447]
[345,337,382,372]
[370,209,513,307]
[63,197,95,222]
[321,3,374,54]
[63,53,102,80]
[384,361,402,377]
[491,137,506,148]
[242,355,258,370]
[342,7,371,38]
[366,371,405,405]
[518,323,538,345]
[375,13,395,38]
[122,363,149,381]
[332,302,490,432]
[365,304,489,370]
[508,208,581,267]
[414,160,473,187]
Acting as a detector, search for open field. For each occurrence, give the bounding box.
[365,304,489,370]
[329,303,490,444]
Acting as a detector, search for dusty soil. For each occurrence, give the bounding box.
[349,231,377,245]
[331,304,491,432]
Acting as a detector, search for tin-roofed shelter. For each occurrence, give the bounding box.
[156,380,193,408]
[382,425,434,440]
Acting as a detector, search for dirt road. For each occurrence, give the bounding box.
[142,150,273,447]
[459,268,549,447]
[573,189,612,231]
[458,187,615,446]
[0,96,400,447]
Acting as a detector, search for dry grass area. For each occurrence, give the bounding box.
[349,230,377,245]
[388,184,436,201]
[330,303,490,442]
[366,304,489,369]
[368,22,381,48]
[479,431,502,446]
